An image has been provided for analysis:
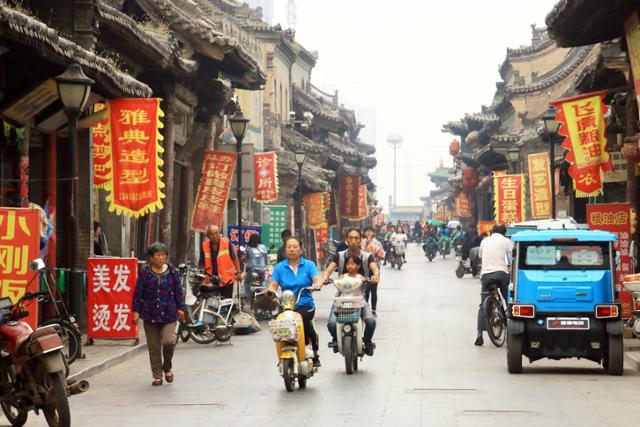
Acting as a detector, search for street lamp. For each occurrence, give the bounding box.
[507,146,520,173]
[541,105,561,220]
[55,63,94,319]
[294,149,306,238]
[387,132,403,207]
[229,103,250,246]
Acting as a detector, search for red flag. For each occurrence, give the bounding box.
[191,150,237,231]
[339,176,360,218]
[253,152,279,202]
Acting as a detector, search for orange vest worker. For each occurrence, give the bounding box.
[202,237,236,285]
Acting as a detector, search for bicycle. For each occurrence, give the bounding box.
[483,283,508,347]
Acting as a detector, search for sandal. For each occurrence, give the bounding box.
[164,370,174,383]
[152,378,162,386]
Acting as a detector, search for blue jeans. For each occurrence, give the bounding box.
[327,301,376,342]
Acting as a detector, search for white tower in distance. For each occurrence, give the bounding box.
[287,0,297,29]
[387,132,403,207]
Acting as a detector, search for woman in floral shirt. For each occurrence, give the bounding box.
[132,242,186,386]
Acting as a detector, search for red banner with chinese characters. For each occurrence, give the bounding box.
[92,103,111,189]
[87,258,138,339]
[552,92,612,198]
[191,150,237,232]
[304,193,326,228]
[253,152,278,202]
[455,192,472,218]
[348,185,369,221]
[587,203,636,318]
[106,98,165,217]
[315,223,329,244]
[0,208,39,328]
[339,176,361,218]
[478,221,495,236]
[528,152,552,219]
[493,174,525,224]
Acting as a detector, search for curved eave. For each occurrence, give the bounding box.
[0,6,151,98]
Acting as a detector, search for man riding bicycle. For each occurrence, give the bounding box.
[475,223,512,346]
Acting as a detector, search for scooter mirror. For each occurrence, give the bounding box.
[29,258,45,272]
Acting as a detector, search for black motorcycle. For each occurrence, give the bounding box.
[423,239,438,262]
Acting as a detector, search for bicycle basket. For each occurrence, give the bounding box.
[269,318,300,342]
[334,296,364,323]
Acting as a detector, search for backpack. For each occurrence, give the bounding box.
[337,250,371,278]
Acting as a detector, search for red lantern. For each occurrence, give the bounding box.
[462,167,479,190]
[449,139,460,156]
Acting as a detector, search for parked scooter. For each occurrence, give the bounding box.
[438,236,451,259]
[0,259,89,427]
[423,237,438,262]
[326,277,373,374]
[268,287,317,392]
[389,241,405,270]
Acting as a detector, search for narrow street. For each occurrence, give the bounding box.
[27,245,639,427]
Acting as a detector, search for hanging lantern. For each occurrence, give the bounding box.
[462,167,479,189]
[449,139,460,156]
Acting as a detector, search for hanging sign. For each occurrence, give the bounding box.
[455,192,472,218]
[493,174,525,224]
[349,184,369,221]
[191,150,237,232]
[528,153,552,219]
[87,257,138,339]
[92,103,111,189]
[587,203,636,318]
[552,92,612,197]
[105,98,165,217]
[227,225,262,247]
[262,205,287,253]
[304,193,326,228]
[0,208,40,328]
[339,176,361,218]
[253,152,278,202]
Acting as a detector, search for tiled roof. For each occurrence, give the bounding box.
[278,148,334,192]
[293,86,343,123]
[281,126,327,155]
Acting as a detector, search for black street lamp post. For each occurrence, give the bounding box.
[294,149,306,238]
[55,63,94,319]
[542,105,561,220]
[229,104,250,246]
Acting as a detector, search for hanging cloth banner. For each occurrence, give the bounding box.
[527,152,552,219]
[493,173,525,224]
[455,192,472,218]
[253,152,279,202]
[191,150,237,232]
[348,184,369,221]
[92,103,111,189]
[304,192,326,228]
[105,98,165,217]
[552,91,612,198]
[339,175,361,218]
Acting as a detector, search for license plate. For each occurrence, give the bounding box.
[342,302,353,308]
[276,328,291,337]
[546,317,590,330]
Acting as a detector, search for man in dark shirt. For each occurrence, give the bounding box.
[276,229,292,263]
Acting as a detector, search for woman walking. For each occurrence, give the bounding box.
[132,242,186,386]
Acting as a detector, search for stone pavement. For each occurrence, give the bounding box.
[22,245,640,426]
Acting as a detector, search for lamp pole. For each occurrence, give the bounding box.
[541,105,561,220]
[229,104,250,247]
[294,150,307,239]
[55,63,93,320]
[387,133,403,207]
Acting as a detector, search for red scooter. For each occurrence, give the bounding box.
[0,259,89,427]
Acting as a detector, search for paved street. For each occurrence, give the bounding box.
[25,245,640,427]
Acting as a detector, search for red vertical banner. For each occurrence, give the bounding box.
[0,208,40,328]
[106,98,165,217]
[304,193,326,228]
[493,174,525,224]
[191,150,237,231]
[528,153,552,219]
[455,192,472,218]
[586,203,636,318]
[253,152,278,202]
[87,258,138,339]
[92,103,111,189]
[339,175,361,218]
[328,192,338,226]
[552,92,612,197]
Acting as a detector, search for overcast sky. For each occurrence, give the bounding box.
[272,0,559,211]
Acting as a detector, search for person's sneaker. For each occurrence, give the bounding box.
[312,355,321,368]
[329,338,339,353]
[474,336,484,346]
[372,310,377,317]
[364,340,375,356]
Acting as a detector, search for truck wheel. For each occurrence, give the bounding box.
[507,331,523,374]
[606,334,623,376]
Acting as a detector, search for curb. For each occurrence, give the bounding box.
[68,343,148,382]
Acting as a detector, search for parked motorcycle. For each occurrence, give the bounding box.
[326,277,373,375]
[438,236,451,259]
[389,241,405,270]
[423,238,438,262]
[0,259,89,427]
[268,287,317,392]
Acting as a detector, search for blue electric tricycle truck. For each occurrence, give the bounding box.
[507,229,624,375]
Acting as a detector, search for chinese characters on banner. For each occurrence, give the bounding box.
[348,185,369,221]
[527,153,552,219]
[191,150,237,231]
[262,205,287,253]
[253,152,278,202]
[0,208,40,328]
[339,176,361,218]
[228,225,262,247]
[586,203,636,318]
[304,193,326,228]
[493,174,525,224]
[106,98,165,217]
[92,103,111,189]
[552,92,612,197]
[477,221,495,236]
[87,258,138,339]
[455,192,472,218]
